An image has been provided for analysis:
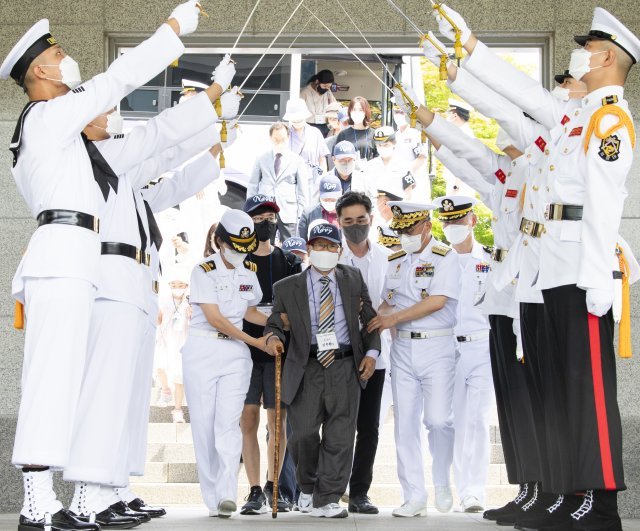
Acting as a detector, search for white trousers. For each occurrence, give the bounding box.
[378,368,393,428]
[391,335,456,504]
[182,335,252,511]
[125,318,157,479]
[452,338,495,504]
[64,300,146,485]
[13,277,95,468]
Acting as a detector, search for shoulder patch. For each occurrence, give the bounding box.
[388,250,407,261]
[432,244,452,257]
[199,260,216,273]
[72,86,85,94]
[244,260,257,273]
[483,245,494,255]
[599,134,622,162]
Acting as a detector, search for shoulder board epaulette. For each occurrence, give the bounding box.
[388,250,406,261]
[483,245,494,255]
[199,260,216,273]
[432,244,452,257]
[602,95,619,106]
[112,133,125,139]
[244,260,257,273]
[72,86,85,94]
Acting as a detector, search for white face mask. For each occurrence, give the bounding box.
[377,146,394,159]
[41,55,82,89]
[351,111,365,125]
[171,288,186,298]
[551,86,571,102]
[496,128,516,151]
[443,224,472,245]
[400,233,423,254]
[320,199,337,212]
[335,160,355,176]
[568,48,606,81]
[393,113,407,127]
[309,249,339,271]
[222,246,247,268]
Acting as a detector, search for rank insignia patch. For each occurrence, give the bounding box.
[505,189,518,198]
[415,265,434,277]
[599,134,621,162]
[535,136,547,152]
[561,115,570,126]
[239,284,253,292]
[569,127,583,137]
[495,169,506,184]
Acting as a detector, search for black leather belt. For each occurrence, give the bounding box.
[37,209,99,233]
[309,345,353,359]
[519,218,545,238]
[152,281,159,294]
[544,203,583,221]
[101,242,151,265]
[491,248,508,262]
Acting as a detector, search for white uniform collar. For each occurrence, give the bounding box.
[416,235,438,261]
[582,85,624,110]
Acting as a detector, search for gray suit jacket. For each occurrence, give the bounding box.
[247,150,310,224]
[265,264,381,405]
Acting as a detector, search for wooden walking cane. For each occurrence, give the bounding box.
[272,342,284,519]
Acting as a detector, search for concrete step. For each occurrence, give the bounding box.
[131,482,518,508]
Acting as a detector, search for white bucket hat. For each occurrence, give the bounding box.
[283,97,312,122]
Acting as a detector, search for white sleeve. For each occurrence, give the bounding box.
[247,272,263,307]
[463,40,562,131]
[142,151,220,213]
[434,145,494,205]
[246,158,261,198]
[296,159,310,214]
[577,113,633,292]
[95,92,218,176]
[447,68,538,151]
[430,251,461,300]
[189,266,219,305]
[40,23,184,146]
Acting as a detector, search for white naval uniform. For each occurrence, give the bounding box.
[451,242,494,505]
[182,252,262,511]
[384,238,460,503]
[125,144,221,483]
[11,23,185,469]
[64,95,218,486]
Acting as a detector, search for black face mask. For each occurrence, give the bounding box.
[342,224,370,244]
[256,220,277,242]
[316,85,328,95]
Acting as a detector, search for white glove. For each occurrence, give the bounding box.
[586,287,613,317]
[211,54,236,90]
[512,317,524,362]
[169,0,200,36]
[422,31,450,67]
[392,83,419,116]
[431,3,472,45]
[222,119,239,148]
[219,87,241,120]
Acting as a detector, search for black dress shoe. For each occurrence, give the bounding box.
[126,498,166,519]
[348,495,379,514]
[19,509,100,531]
[484,482,535,521]
[110,502,150,523]
[77,508,141,529]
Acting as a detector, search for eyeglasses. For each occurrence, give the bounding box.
[309,241,341,252]
[252,214,277,223]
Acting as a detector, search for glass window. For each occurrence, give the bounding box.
[121,89,159,113]
[238,93,283,118]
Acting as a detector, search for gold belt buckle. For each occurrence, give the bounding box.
[545,204,563,221]
[93,217,100,233]
[144,253,151,266]
[135,248,142,264]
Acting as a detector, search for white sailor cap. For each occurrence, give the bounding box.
[180,78,209,95]
[377,224,401,248]
[448,98,473,113]
[575,7,640,64]
[377,180,405,202]
[433,195,478,221]
[215,209,257,253]
[373,126,396,143]
[0,19,58,86]
[388,201,435,230]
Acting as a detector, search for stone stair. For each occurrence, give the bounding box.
[131,405,517,508]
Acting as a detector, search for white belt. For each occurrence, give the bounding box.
[397,328,454,340]
[456,330,490,343]
[189,328,230,340]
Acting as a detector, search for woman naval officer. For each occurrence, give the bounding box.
[182,209,273,518]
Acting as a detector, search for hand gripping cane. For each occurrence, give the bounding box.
[272,341,284,518]
[430,1,464,65]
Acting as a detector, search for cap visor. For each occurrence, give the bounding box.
[307,235,341,245]
[554,74,568,84]
[248,201,280,213]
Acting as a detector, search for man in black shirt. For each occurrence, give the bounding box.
[240,195,301,515]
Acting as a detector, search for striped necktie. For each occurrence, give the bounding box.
[317,276,336,368]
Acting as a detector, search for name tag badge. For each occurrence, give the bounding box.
[316,331,339,351]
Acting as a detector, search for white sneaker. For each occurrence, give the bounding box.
[392,500,428,517]
[171,409,185,423]
[310,503,348,518]
[461,495,484,513]
[298,493,313,513]
[435,486,453,513]
[217,499,236,519]
[208,509,218,517]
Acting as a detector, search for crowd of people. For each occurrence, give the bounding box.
[2,1,639,530]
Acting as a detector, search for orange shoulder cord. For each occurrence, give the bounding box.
[583,105,636,154]
[219,120,227,169]
[14,300,24,330]
[616,244,632,358]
